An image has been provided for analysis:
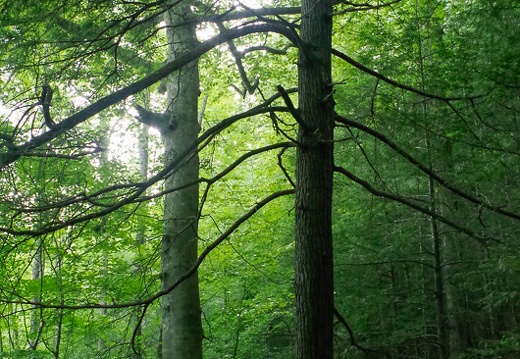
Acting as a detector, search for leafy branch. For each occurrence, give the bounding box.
[1,91,294,236]
[1,189,294,311]
[0,22,299,169]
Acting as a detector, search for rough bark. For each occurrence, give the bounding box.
[160,2,203,358]
[294,0,335,358]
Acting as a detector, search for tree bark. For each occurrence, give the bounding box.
[131,122,148,359]
[294,0,335,358]
[438,139,462,356]
[160,2,203,358]
[429,176,450,359]
[29,237,43,350]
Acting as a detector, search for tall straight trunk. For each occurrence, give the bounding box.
[438,139,461,355]
[53,236,67,359]
[294,0,335,358]
[136,122,149,247]
[160,2,203,358]
[414,5,452,354]
[429,176,450,359]
[131,122,148,359]
[97,119,110,355]
[30,163,46,351]
[29,237,43,350]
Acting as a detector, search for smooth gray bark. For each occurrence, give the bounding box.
[29,237,43,350]
[132,122,148,359]
[160,2,203,358]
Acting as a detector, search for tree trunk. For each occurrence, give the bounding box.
[131,122,148,359]
[97,120,110,356]
[294,0,335,358]
[30,162,48,351]
[429,176,450,359]
[438,139,462,356]
[160,2,203,358]
[29,237,43,350]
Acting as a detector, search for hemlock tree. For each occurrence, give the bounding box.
[294,0,334,357]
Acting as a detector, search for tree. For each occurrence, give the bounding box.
[330,1,520,358]
[141,1,204,357]
[0,2,300,357]
[2,1,520,358]
[293,0,334,358]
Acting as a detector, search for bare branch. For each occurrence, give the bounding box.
[1,100,292,235]
[277,85,306,131]
[201,142,295,186]
[335,114,520,221]
[336,259,436,269]
[133,104,172,133]
[0,23,298,169]
[2,189,294,310]
[239,44,294,56]
[277,147,296,188]
[334,307,375,355]
[334,165,496,244]
[216,20,259,97]
[332,0,402,16]
[332,48,484,101]
[204,6,301,22]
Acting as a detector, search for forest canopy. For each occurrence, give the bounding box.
[0,0,519,358]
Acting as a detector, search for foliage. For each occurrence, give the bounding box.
[0,0,519,358]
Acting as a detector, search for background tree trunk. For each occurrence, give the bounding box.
[131,121,148,359]
[430,176,450,359]
[160,2,203,358]
[29,237,43,350]
[294,0,335,358]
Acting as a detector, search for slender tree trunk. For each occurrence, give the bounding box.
[429,176,450,359]
[131,122,148,359]
[294,0,334,358]
[414,5,452,354]
[53,235,69,359]
[29,237,43,350]
[97,120,110,357]
[160,2,203,358]
[30,164,46,351]
[136,121,149,247]
[433,138,463,356]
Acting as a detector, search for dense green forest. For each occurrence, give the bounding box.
[1,0,519,358]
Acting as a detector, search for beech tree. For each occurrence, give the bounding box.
[133,2,204,357]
